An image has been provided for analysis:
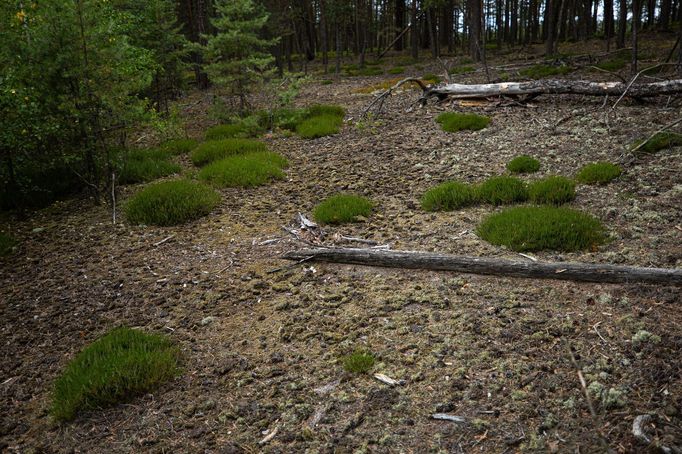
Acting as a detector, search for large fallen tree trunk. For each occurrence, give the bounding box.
[282,248,682,286]
[420,78,682,101]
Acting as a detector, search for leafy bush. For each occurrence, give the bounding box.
[118,149,182,184]
[199,152,287,187]
[421,181,478,211]
[297,114,344,139]
[529,176,576,205]
[342,350,375,374]
[477,176,528,205]
[477,206,607,252]
[205,120,263,140]
[191,139,268,166]
[436,112,490,132]
[576,162,622,185]
[125,180,220,226]
[158,139,198,156]
[520,64,572,79]
[388,66,405,74]
[313,194,373,224]
[0,232,17,256]
[632,132,682,153]
[507,155,540,174]
[51,327,179,422]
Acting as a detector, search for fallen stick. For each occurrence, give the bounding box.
[281,248,682,286]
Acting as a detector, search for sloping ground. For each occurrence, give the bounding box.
[1,68,681,452]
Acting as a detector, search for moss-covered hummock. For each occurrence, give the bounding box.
[436,112,490,132]
[421,181,478,211]
[313,194,373,225]
[342,350,375,374]
[191,139,268,166]
[507,155,540,174]
[477,176,528,205]
[528,176,576,205]
[199,152,288,188]
[576,162,622,185]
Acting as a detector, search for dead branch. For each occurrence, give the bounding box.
[363,77,429,117]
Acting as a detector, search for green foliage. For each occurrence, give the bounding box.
[118,149,181,184]
[0,232,17,257]
[199,152,287,187]
[421,181,478,211]
[313,194,373,225]
[342,350,375,374]
[422,73,443,84]
[632,132,682,153]
[296,114,344,139]
[520,64,572,79]
[576,162,622,185]
[436,112,491,132]
[321,79,334,85]
[388,66,405,74]
[307,104,345,118]
[205,119,264,140]
[507,155,540,174]
[528,176,576,205]
[125,180,220,226]
[477,176,528,205]
[477,206,607,252]
[158,139,198,156]
[596,58,627,72]
[191,139,268,166]
[51,327,179,422]
[449,65,475,75]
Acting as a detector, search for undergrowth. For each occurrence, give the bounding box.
[205,120,264,140]
[0,232,17,256]
[507,155,540,174]
[313,194,373,224]
[477,176,528,205]
[191,139,268,166]
[528,176,576,205]
[118,148,181,184]
[199,152,287,187]
[576,162,622,185]
[632,131,682,153]
[436,112,490,132]
[421,181,478,211]
[342,350,375,374]
[158,139,198,155]
[296,113,344,139]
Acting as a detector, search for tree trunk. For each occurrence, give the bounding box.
[632,0,640,74]
[545,0,556,55]
[468,0,482,60]
[395,0,405,50]
[604,0,614,50]
[282,248,682,286]
[411,0,419,59]
[617,0,627,48]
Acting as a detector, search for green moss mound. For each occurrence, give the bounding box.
[118,148,182,184]
[205,120,263,140]
[529,176,576,205]
[449,65,475,75]
[421,73,442,84]
[388,66,405,74]
[297,114,344,139]
[199,152,288,188]
[51,327,179,422]
[125,180,220,226]
[595,58,627,72]
[507,155,540,174]
[477,206,607,252]
[313,194,373,225]
[191,139,268,166]
[0,232,17,256]
[158,138,198,156]
[342,350,375,374]
[633,132,682,153]
[576,162,622,185]
[307,104,345,118]
[436,112,490,132]
[520,64,572,79]
[421,181,478,211]
[477,176,528,205]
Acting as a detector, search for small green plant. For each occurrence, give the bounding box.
[126,180,220,226]
[449,65,475,75]
[313,194,373,224]
[199,152,287,187]
[632,131,682,153]
[342,350,375,374]
[158,139,199,156]
[520,64,572,79]
[0,232,17,256]
[388,66,405,74]
[118,149,182,184]
[507,155,540,174]
[205,120,264,140]
[191,139,268,166]
[576,162,622,185]
[296,114,344,139]
[436,112,490,132]
[477,176,528,205]
[529,176,576,205]
[421,181,478,211]
[51,327,180,422]
[477,206,607,252]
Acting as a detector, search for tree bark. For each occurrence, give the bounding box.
[282,248,682,286]
[617,0,627,48]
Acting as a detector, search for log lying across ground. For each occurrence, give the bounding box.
[283,248,682,286]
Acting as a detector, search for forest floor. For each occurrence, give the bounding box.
[2,41,682,453]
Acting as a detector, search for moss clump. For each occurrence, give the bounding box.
[477,176,528,205]
[421,181,478,211]
[313,194,373,225]
[507,155,540,174]
[595,58,627,72]
[449,65,475,75]
[631,329,661,348]
[190,139,268,166]
[342,350,375,374]
[421,73,442,84]
[51,327,179,422]
[632,131,682,153]
[0,232,17,256]
[199,152,287,188]
[520,64,572,79]
[477,206,607,252]
[296,114,344,139]
[158,138,198,155]
[118,148,182,185]
[576,162,622,185]
[436,112,490,132]
[307,104,345,118]
[388,66,405,74]
[205,120,263,140]
[125,180,220,226]
[528,176,576,205]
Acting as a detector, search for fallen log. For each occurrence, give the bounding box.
[282,248,682,286]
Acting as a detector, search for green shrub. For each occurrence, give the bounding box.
[529,176,576,205]
[449,65,475,75]
[576,162,622,185]
[388,66,405,74]
[632,132,682,153]
[477,206,607,252]
[477,176,528,205]
[507,155,540,174]
[199,152,287,188]
[421,181,478,211]
[51,327,179,422]
[205,120,263,140]
[313,194,373,224]
[158,139,198,156]
[118,149,182,184]
[520,64,572,79]
[126,180,220,226]
[436,112,490,132]
[342,350,375,374]
[0,232,17,256]
[297,114,344,139]
[191,139,268,166]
